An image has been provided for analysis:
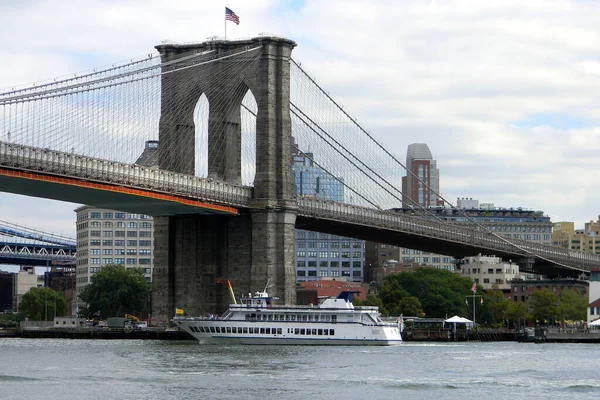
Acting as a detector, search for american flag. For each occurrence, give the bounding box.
[471,282,477,294]
[226,7,240,25]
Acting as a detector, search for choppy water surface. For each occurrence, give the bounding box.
[1,339,600,399]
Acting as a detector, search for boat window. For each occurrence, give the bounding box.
[216,327,222,333]
[243,327,248,334]
[226,327,231,333]
[285,315,290,321]
[331,315,337,323]
[329,329,335,335]
[306,329,311,335]
[323,329,328,336]
[260,328,265,334]
[189,326,196,332]
[295,328,300,335]
[210,327,216,333]
[314,315,319,321]
[300,329,305,335]
[312,329,317,335]
[268,314,273,321]
[263,315,268,321]
[265,328,270,334]
[318,329,323,335]
[277,328,282,334]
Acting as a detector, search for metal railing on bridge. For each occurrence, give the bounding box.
[3,142,599,273]
[0,141,252,209]
[298,197,600,272]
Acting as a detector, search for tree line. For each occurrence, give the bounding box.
[354,268,588,327]
[12,264,151,321]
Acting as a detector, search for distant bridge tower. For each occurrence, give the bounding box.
[152,37,298,319]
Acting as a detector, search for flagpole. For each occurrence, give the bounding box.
[224,7,227,39]
[473,294,476,327]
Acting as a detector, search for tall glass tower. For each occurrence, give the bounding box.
[292,148,364,282]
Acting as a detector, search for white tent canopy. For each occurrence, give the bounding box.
[444,315,474,328]
[588,319,600,327]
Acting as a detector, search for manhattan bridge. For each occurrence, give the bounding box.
[0,35,597,317]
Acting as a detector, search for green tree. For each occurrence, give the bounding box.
[529,289,557,324]
[78,264,151,319]
[19,287,67,321]
[557,289,587,322]
[379,268,474,318]
[397,296,424,317]
[354,295,388,315]
[480,289,510,327]
[505,301,530,327]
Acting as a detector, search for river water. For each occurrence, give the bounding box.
[1,339,600,399]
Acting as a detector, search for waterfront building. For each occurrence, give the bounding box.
[12,266,39,311]
[0,270,14,311]
[587,269,600,323]
[292,148,364,283]
[511,279,587,304]
[74,206,154,313]
[44,266,76,316]
[296,279,369,305]
[457,254,520,291]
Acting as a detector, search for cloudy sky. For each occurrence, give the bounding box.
[1,0,599,249]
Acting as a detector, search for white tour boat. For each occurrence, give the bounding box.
[173,283,403,345]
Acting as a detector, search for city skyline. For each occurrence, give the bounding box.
[1,1,599,247]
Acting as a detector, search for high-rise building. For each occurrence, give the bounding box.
[74,207,154,313]
[292,148,364,282]
[401,143,440,208]
[74,141,158,314]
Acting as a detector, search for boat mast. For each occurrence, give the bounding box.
[216,278,237,304]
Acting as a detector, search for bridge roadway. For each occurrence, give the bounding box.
[0,240,76,266]
[1,141,598,276]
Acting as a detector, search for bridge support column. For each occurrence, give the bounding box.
[152,36,298,319]
[152,214,253,319]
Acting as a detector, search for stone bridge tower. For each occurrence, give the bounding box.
[152,37,298,319]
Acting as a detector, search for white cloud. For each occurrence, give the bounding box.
[1,0,600,230]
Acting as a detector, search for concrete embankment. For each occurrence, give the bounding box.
[14,328,194,340]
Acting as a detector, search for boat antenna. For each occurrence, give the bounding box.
[264,278,274,293]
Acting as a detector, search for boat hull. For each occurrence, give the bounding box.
[174,319,402,346]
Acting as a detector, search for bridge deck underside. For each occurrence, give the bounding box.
[0,174,236,217]
[296,216,581,278]
[0,256,72,266]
